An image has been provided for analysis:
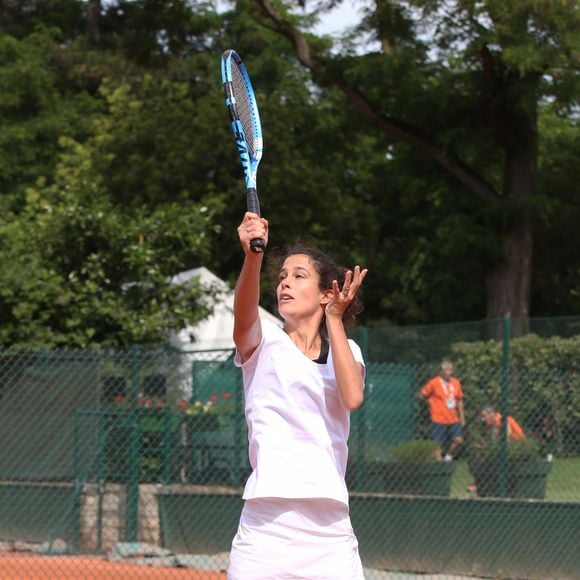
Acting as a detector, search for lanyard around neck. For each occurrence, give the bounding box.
[439,377,454,398]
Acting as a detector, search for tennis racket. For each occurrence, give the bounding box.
[221,49,265,253]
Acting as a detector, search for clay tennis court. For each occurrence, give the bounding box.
[0,552,227,578]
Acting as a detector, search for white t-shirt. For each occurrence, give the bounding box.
[234,318,365,507]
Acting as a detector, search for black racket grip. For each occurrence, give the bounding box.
[246,188,266,253]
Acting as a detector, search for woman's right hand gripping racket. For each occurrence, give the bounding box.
[221,49,265,253]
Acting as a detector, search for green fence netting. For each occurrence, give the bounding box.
[0,316,578,578]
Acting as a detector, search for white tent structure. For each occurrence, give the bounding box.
[167,267,281,399]
[169,266,282,354]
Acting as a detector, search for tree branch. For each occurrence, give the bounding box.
[256,0,321,70]
[254,0,500,204]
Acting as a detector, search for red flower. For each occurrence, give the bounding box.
[178,400,187,408]
[223,392,232,399]
[156,401,165,409]
[114,396,126,404]
[210,395,218,402]
[144,399,153,407]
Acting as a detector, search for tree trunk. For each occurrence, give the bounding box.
[485,217,532,335]
[88,0,101,46]
[485,137,537,336]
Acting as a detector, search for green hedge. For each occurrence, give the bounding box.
[452,334,580,370]
[451,334,580,456]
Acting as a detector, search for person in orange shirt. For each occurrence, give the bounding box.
[466,404,527,493]
[420,360,465,461]
[479,405,525,441]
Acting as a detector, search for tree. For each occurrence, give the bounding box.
[0,0,85,39]
[532,102,580,315]
[0,1,576,345]
[181,7,396,305]
[0,22,223,346]
[249,0,579,329]
[99,0,222,66]
[0,114,218,347]
[0,30,98,207]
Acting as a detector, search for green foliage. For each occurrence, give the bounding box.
[0,1,578,347]
[0,101,219,347]
[248,0,580,324]
[0,15,227,347]
[0,0,85,39]
[472,438,542,463]
[0,30,97,205]
[534,103,580,315]
[391,439,439,463]
[92,74,229,210]
[452,334,580,456]
[507,438,542,462]
[100,0,221,66]
[452,333,580,370]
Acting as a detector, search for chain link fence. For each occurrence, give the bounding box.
[0,317,578,578]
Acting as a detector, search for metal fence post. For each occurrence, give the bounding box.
[232,370,243,487]
[499,315,511,497]
[72,411,82,551]
[162,404,172,485]
[97,410,107,551]
[126,345,141,542]
[356,326,369,491]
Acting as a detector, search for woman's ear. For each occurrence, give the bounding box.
[320,289,334,305]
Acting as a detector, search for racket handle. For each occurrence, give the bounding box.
[246,188,261,215]
[246,188,266,253]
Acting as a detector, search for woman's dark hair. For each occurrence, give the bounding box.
[266,243,364,332]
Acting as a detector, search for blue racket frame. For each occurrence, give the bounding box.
[221,50,264,219]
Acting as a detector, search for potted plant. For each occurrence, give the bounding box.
[383,439,456,496]
[510,440,553,499]
[468,438,552,499]
[346,444,391,492]
[176,393,235,432]
[102,395,229,483]
[174,394,243,485]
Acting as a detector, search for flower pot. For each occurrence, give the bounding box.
[384,461,455,496]
[469,460,502,497]
[353,461,389,492]
[511,461,552,499]
[384,463,421,494]
[420,462,455,496]
[185,414,220,433]
[469,459,552,499]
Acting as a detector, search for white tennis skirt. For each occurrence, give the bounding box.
[227,497,364,580]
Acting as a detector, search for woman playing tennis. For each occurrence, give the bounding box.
[228,212,368,579]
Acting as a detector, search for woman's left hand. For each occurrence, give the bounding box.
[326,265,368,320]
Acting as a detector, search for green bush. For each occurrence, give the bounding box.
[450,334,580,456]
[508,439,542,461]
[452,334,580,370]
[472,439,541,463]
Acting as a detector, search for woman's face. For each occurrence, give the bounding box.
[277,254,326,321]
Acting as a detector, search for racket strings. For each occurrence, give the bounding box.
[231,63,260,159]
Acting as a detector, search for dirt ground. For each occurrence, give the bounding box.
[0,553,227,579]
